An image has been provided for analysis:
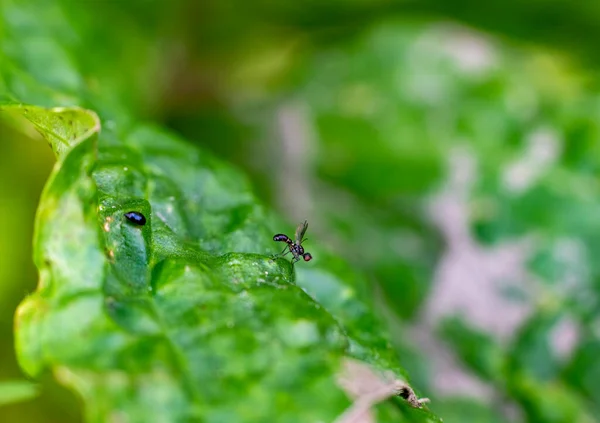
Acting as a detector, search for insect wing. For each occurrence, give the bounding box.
[295,220,308,243]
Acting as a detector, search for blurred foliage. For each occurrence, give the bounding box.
[0,380,38,407]
[2,0,600,422]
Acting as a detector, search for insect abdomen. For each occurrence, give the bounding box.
[273,234,291,243]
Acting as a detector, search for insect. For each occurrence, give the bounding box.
[273,220,313,264]
[124,211,146,226]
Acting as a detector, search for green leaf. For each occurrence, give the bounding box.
[0,2,440,420]
[10,118,437,421]
[439,317,506,382]
[508,375,593,423]
[0,104,100,158]
[429,397,506,423]
[507,311,562,381]
[563,338,600,412]
[0,380,39,406]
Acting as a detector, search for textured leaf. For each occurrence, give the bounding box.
[9,114,437,422]
[0,1,441,421]
[0,104,100,158]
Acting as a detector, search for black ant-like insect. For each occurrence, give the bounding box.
[273,220,313,264]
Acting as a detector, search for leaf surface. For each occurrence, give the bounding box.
[8,114,437,422]
[0,1,440,421]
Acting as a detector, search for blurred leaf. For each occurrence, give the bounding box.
[509,375,593,423]
[439,317,505,382]
[429,397,506,423]
[508,311,561,381]
[414,0,600,68]
[563,338,600,412]
[0,380,39,406]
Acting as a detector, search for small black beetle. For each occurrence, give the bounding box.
[124,211,146,226]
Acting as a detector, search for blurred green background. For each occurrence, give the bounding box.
[2,0,600,422]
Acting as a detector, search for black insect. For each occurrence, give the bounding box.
[273,220,313,264]
[124,211,146,226]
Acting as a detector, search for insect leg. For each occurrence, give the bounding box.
[271,245,291,261]
[274,246,291,258]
